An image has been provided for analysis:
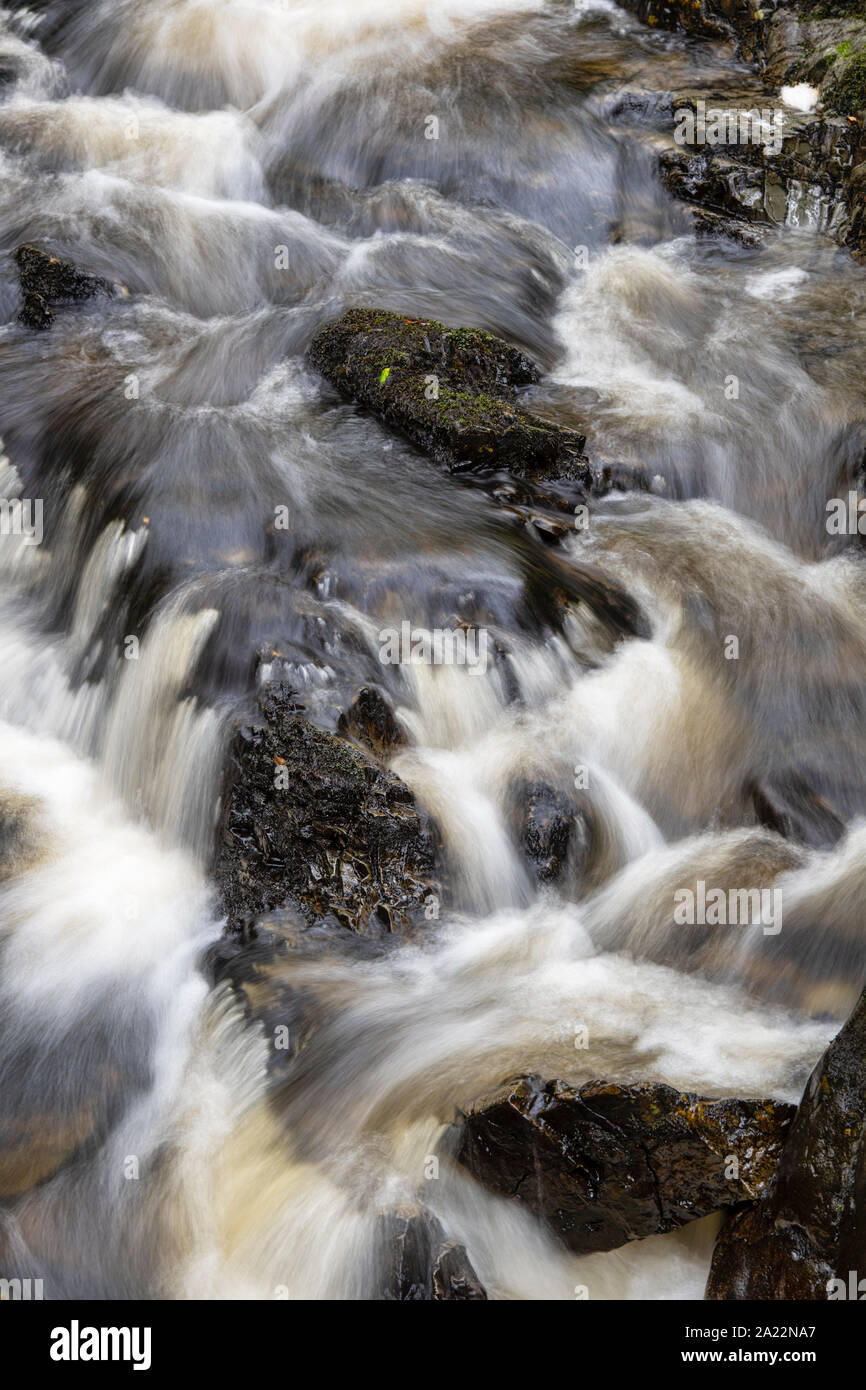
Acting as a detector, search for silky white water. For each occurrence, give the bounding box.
[0,0,864,1300]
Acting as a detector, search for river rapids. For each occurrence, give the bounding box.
[0,0,865,1302]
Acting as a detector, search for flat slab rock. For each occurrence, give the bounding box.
[455,1075,795,1255]
[307,307,590,483]
[216,687,439,937]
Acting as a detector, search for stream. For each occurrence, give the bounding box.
[0,0,865,1301]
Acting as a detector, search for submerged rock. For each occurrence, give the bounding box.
[374,1205,487,1301]
[454,1075,794,1255]
[307,307,591,484]
[206,912,388,1081]
[707,984,866,1299]
[206,919,322,1078]
[0,1108,101,1200]
[749,771,846,850]
[508,521,651,643]
[0,1041,139,1200]
[15,243,122,330]
[216,685,440,936]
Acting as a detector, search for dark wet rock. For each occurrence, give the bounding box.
[707,984,866,1299]
[620,3,866,259]
[454,1075,795,1256]
[827,51,866,119]
[307,307,591,485]
[337,685,407,758]
[306,311,651,645]
[216,684,440,936]
[762,7,866,97]
[687,205,772,247]
[660,147,767,224]
[706,1204,833,1299]
[616,0,762,50]
[18,291,54,331]
[374,1205,487,1301]
[15,243,122,329]
[659,98,860,236]
[509,779,591,885]
[620,0,862,77]
[848,156,866,261]
[758,7,866,255]
[507,520,650,644]
[749,771,846,850]
[517,781,576,884]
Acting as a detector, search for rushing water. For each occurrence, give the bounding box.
[0,0,865,1300]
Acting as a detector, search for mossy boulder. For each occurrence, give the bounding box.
[453,1075,794,1255]
[826,47,866,116]
[307,307,590,484]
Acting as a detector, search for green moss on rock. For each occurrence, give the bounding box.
[827,48,866,114]
[307,307,589,483]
